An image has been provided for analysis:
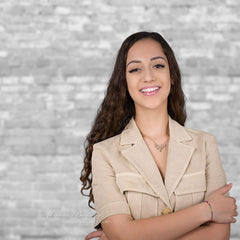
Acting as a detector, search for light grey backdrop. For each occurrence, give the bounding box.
[0,0,239,239]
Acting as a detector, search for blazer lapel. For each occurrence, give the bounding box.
[165,118,195,199]
[120,118,171,208]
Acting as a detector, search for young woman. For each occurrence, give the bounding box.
[81,32,237,240]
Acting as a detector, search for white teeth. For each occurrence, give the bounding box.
[141,87,159,93]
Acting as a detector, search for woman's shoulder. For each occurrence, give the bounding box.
[170,117,218,144]
[93,133,122,150]
[93,118,139,151]
[184,125,218,144]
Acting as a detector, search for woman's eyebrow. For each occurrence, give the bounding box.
[127,56,166,66]
[126,60,141,66]
[151,56,166,61]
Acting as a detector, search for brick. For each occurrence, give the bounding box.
[0,24,5,32]
[34,76,52,85]
[36,56,51,68]
[189,102,211,110]
[4,128,56,136]
[99,24,113,32]
[232,77,240,83]
[0,111,10,120]
[0,50,8,57]
[68,16,89,31]
[20,76,35,84]
[18,41,50,49]
[228,85,239,93]
[0,86,29,92]
[1,77,19,85]
[206,93,233,101]
[46,100,75,111]
[66,76,83,84]
[74,92,96,100]
[56,145,81,155]
[11,144,57,155]
[226,0,240,5]
[48,84,74,92]
[55,7,71,15]
[4,136,32,145]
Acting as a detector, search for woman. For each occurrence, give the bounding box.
[81,32,237,240]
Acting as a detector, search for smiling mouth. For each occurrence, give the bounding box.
[140,86,160,93]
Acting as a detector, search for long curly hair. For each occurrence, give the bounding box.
[80,31,186,209]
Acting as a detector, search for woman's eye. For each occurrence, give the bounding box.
[154,64,165,69]
[128,68,140,73]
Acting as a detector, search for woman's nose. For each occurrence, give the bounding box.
[143,68,155,82]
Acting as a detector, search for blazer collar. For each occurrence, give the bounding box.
[168,117,192,142]
[120,116,192,145]
[120,117,195,209]
[120,118,142,145]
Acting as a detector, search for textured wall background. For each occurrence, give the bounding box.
[0,0,239,239]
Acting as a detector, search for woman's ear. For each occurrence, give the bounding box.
[171,79,174,85]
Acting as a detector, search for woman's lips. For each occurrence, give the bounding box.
[140,86,160,96]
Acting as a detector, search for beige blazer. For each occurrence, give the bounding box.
[92,117,227,228]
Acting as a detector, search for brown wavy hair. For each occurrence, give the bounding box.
[80,31,186,209]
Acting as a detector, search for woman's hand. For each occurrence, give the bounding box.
[84,184,237,240]
[206,183,238,223]
[85,230,108,240]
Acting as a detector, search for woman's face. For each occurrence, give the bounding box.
[126,38,171,113]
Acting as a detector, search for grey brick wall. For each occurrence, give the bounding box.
[0,0,239,239]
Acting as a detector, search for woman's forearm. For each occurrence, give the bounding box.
[86,222,231,240]
[102,184,236,240]
[177,223,230,240]
[103,202,211,240]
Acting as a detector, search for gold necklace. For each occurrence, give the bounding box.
[144,135,169,152]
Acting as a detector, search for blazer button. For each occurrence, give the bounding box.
[161,207,172,215]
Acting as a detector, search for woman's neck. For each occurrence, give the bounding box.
[135,108,169,140]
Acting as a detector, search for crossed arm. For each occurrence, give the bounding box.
[86,184,236,240]
[86,218,231,240]
[86,221,230,240]
[85,223,230,240]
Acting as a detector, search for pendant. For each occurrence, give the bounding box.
[154,142,167,152]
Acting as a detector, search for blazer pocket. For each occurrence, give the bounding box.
[174,171,206,211]
[116,173,158,219]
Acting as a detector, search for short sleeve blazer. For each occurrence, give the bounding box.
[91,117,227,228]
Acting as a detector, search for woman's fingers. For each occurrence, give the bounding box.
[232,218,237,223]
[206,184,238,223]
[232,206,238,223]
[85,230,104,240]
[216,183,232,195]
